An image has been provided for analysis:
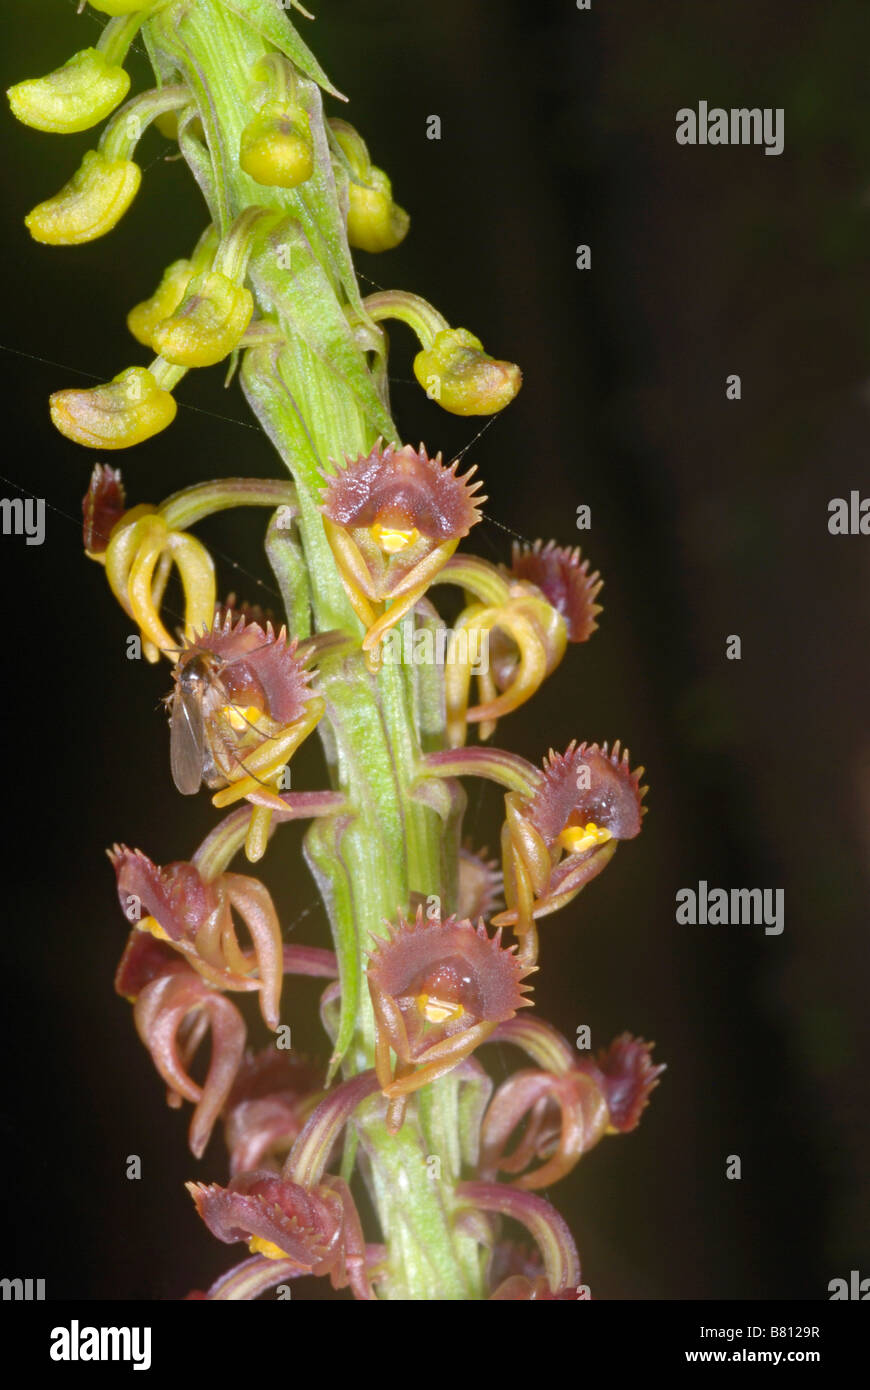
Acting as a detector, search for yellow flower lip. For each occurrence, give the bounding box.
[248,1235,290,1261]
[417,993,465,1025]
[370,521,420,554]
[128,260,195,349]
[558,821,612,856]
[413,328,522,417]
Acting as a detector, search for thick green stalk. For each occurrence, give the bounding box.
[152,0,484,1298]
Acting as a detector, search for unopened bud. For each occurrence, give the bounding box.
[151,272,254,368]
[413,328,522,416]
[240,103,314,189]
[25,149,141,245]
[347,167,409,253]
[7,48,130,134]
[50,367,177,449]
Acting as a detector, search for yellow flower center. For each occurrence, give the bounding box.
[417,994,465,1024]
[138,915,169,941]
[558,821,612,855]
[370,522,419,554]
[248,1236,289,1261]
[222,703,265,732]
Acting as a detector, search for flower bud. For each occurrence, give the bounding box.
[414,328,522,416]
[25,149,141,245]
[7,48,130,134]
[152,272,254,368]
[346,167,409,253]
[50,366,176,449]
[127,259,195,348]
[239,102,314,189]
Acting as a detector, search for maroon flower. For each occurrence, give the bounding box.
[480,1025,664,1189]
[115,931,247,1159]
[188,1170,372,1299]
[166,611,324,859]
[319,441,485,651]
[496,742,646,954]
[109,845,285,1029]
[367,909,534,1115]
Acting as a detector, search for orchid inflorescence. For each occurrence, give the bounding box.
[12,0,663,1299]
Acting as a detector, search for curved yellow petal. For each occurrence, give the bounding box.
[127,516,177,655]
[166,530,216,640]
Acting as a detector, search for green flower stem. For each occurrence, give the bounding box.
[99,84,191,161]
[98,14,147,68]
[362,289,450,350]
[158,477,297,531]
[421,747,543,797]
[154,0,484,1299]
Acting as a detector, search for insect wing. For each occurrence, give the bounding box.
[170,676,207,795]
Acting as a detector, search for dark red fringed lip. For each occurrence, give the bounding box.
[320,441,485,539]
[575,1033,665,1132]
[527,741,646,847]
[188,1172,333,1266]
[367,910,534,1023]
[508,539,603,643]
[179,609,314,724]
[108,845,218,942]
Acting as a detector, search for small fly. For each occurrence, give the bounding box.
[168,650,227,795]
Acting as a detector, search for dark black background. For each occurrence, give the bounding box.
[2,0,869,1300]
